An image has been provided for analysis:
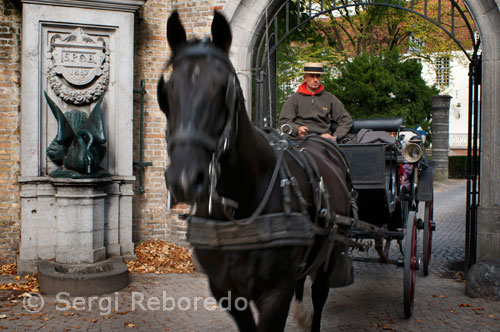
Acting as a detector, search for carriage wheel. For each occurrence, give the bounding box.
[404,211,418,319]
[423,199,434,276]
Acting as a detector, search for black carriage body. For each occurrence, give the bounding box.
[338,143,401,230]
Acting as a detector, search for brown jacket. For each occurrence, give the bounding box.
[279,85,353,139]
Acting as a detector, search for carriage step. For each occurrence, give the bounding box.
[431,221,436,231]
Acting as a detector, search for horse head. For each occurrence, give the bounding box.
[158,11,239,206]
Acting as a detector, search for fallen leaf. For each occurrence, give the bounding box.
[458,304,471,307]
[472,307,485,311]
[127,240,194,274]
[0,274,40,293]
[116,311,131,315]
[0,264,16,276]
[432,294,446,298]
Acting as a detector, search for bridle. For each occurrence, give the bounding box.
[164,40,239,215]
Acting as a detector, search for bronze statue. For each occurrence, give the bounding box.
[45,92,109,178]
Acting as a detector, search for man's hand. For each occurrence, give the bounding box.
[298,126,309,137]
[321,133,337,142]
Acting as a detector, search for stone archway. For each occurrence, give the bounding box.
[466,1,500,261]
[224,0,500,261]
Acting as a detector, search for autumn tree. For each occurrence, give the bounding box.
[275,0,471,124]
[323,49,438,133]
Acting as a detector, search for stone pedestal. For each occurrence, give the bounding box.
[18,176,135,274]
[53,179,108,264]
[431,95,452,180]
[18,0,144,273]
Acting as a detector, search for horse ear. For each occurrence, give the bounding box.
[157,75,169,116]
[211,10,232,53]
[167,11,187,53]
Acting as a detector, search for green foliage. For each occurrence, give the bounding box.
[273,1,459,130]
[449,156,467,179]
[323,49,438,131]
[276,35,341,114]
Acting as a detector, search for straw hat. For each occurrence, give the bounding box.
[301,62,325,75]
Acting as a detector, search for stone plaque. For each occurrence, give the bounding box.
[48,28,109,105]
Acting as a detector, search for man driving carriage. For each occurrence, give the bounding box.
[279,62,353,141]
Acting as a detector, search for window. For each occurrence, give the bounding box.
[436,57,450,88]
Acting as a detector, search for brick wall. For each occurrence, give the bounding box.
[0,0,233,261]
[0,0,21,263]
[132,0,227,244]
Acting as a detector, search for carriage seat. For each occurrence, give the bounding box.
[331,117,403,134]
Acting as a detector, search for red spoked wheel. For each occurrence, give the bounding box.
[423,199,434,276]
[404,211,418,319]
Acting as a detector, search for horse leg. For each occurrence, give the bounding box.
[310,268,331,332]
[225,305,257,332]
[292,276,313,329]
[255,284,295,332]
[209,283,257,332]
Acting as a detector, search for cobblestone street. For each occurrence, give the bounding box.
[1,179,499,331]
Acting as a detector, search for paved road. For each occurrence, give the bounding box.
[1,179,499,331]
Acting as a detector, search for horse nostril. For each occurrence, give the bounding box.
[193,170,207,195]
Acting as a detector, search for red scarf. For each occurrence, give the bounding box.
[297,82,324,96]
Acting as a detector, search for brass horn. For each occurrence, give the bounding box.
[403,142,423,163]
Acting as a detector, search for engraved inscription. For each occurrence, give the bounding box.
[47,28,109,105]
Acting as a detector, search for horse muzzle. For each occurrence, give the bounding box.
[166,149,210,204]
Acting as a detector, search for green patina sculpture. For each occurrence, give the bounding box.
[45,92,110,178]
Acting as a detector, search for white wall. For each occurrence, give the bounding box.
[420,51,471,148]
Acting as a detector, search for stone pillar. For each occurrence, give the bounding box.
[19,179,57,268]
[53,179,110,264]
[104,182,121,257]
[431,95,452,180]
[117,178,135,257]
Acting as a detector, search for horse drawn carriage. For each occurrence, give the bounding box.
[331,117,435,319]
[160,10,435,331]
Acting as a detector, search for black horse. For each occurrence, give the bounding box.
[157,11,352,332]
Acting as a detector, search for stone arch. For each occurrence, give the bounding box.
[225,0,500,261]
[222,0,272,114]
[466,1,500,260]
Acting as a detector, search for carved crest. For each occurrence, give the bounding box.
[48,28,109,105]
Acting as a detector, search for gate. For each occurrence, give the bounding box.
[251,0,481,269]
